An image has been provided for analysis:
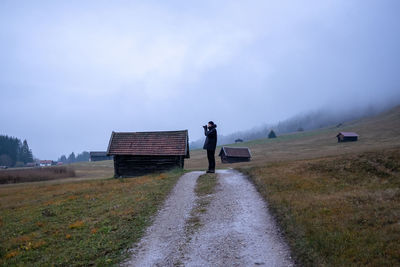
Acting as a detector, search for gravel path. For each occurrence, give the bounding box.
[123,171,202,267]
[123,170,293,267]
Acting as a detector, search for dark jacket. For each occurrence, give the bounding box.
[203,125,217,150]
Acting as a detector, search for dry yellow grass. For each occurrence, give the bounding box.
[193,105,400,266]
[0,160,114,188]
[70,160,114,179]
[240,148,400,266]
[0,166,76,184]
[0,169,184,266]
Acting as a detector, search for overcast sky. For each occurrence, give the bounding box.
[1,0,400,159]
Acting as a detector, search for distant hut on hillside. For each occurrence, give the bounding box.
[219,146,251,163]
[235,138,243,143]
[336,132,359,142]
[90,151,112,162]
[107,130,190,177]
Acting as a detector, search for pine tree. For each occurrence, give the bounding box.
[0,135,35,166]
[20,140,33,163]
[268,130,277,139]
[0,154,12,166]
[67,152,76,163]
[76,151,90,162]
[59,155,67,163]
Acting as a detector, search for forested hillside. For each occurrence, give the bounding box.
[0,135,33,167]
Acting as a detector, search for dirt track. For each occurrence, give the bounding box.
[123,170,293,267]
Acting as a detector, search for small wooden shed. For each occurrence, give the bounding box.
[336,132,359,142]
[90,151,112,162]
[219,146,251,163]
[107,130,190,177]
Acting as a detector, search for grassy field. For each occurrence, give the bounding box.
[240,148,400,266]
[0,160,114,188]
[70,160,114,180]
[188,106,400,265]
[185,106,400,170]
[0,169,184,266]
[0,166,76,184]
[1,105,399,266]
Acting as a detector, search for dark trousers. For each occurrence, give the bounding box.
[207,149,216,171]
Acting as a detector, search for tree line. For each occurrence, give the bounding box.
[58,151,90,164]
[0,135,33,167]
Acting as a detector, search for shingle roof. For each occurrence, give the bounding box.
[337,132,359,137]
[107,130,189,157]
[219,147,251,158]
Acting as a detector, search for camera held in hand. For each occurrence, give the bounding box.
[203,125,207,129]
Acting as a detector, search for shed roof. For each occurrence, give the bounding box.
[219,146,251,158]
[107,130,189,157]
[90,151,108,157]
[337,132,359,137]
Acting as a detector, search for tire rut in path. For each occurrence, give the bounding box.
[124,170,293,267]
[123,171,203,267]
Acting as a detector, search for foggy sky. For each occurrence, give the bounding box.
[1,0,400,159]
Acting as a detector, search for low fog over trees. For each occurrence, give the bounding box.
[190,103,397,149]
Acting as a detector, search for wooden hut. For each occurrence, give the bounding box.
[219,146,251,163]
[89,151,112,162]
[336,132,359,142]
[107,130,190,177]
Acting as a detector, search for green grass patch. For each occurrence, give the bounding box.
[186,173,217,234]
[240,148,400,266]
[194,173,217,197]
[0,168,184,266]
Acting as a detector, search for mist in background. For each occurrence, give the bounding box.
[1,0,400,159]
[190,101,400,149]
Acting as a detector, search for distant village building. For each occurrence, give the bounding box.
[336,132,359,142]
[219,146,252,163]
[39,160,53,167]
[235,138,243,143]
[107,130,190,177]
[89,151,113,162]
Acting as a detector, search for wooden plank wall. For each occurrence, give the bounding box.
[220,156,250,163]
[114,155,184,177]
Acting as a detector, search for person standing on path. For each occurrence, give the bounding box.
[203,121,217,173]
